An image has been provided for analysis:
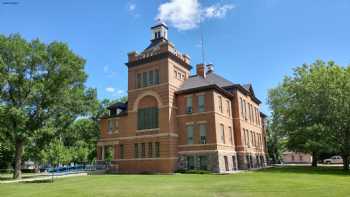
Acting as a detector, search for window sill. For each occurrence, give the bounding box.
[107,130,119,135]
[136,128,160,132]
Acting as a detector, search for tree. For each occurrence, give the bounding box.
[41,139,72,167]
[268,60,338,167]
[266,119,286,164]
[0,34,93,179]
[324,65,350,170]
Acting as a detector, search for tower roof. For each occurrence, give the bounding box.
[151,19,168,29]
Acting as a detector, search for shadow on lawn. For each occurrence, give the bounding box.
[259,166,350,176]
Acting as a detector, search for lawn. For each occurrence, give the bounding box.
[0,166,349,197]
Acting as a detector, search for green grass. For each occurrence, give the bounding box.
[0,166,350,197]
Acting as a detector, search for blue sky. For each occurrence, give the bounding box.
[1,0,350,114]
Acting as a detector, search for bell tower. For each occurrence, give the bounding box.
[151,19,168,40]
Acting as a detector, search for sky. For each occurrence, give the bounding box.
[1,0,350,114]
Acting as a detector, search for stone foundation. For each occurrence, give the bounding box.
[177,151,238,173]
[237,152,267,170]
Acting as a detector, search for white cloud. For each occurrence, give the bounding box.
[103,66,109,73]
[157,0,234,31]
[117,90,124,94]
[105,87,115,93]
[128,3,136,11]
[203,4,235,18]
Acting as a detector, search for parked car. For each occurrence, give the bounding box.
[323,156,343,164]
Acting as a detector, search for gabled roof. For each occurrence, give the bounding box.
[205,72,234,87]
[176,71,261,104]
[107,102,128,110]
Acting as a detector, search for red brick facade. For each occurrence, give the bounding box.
[97,22,268,173]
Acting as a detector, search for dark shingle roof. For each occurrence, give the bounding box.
[176,71,261,104]
[206,72,234,87]
[177,72,234,92]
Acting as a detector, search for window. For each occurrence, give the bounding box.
[299,155,303,161]
[142,72,147,87]
[187,125,194,144]
[114,120,119,130]
[134,143,139,158]
[155,142,160,157]
[218,96,223,113]
[137,73,142,88]
[186,96,193,113]
[140,143,145,158]
[199,156,208,170]
[226,100,231,116]
[220,124,225,144]
[248,104,252,122]
[148,70,154,85]
[108,119,113,134]
[224,156,229,171]
[240,98,244,117]
[137,107,159,130]
[119,144,124,159]
[253,133,256,147]
[229,127,233,145]
[198,95,205,112]
[247,130,250,147]
[148,142,153,158]
[232,156,236,170]
[187,156,195,170]
[199,124,207,144]
[250,130,253,147]
[243,100,247,120]
[154,32,157,39]
[291,155,295,161]
[155,69,160,84]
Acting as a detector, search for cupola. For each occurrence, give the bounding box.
[151,19,168,40]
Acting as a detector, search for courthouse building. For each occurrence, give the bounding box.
[96,21,268,173]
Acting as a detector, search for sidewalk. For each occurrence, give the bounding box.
[0,172,87,184]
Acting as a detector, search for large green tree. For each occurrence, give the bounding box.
[0,34,94,178]
[268,60,350,169]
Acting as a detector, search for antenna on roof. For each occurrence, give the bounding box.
[199,15,206,65]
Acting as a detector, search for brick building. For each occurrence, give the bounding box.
[96,21,268,173]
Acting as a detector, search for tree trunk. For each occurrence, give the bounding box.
[13,139,24,179]
[312,152,318,167]
[342,155,349,171]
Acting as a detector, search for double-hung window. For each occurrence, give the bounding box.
[218,96,223,113]
[119,144,124,159]
[155,69,160,84]
[137,73,142,88]
[226,100,231,116]
[148,70,154,85]
[186,96,193,113]
[220,124,225,144]
[148,142,153,158]
[199,124,207,144]
[134,144,139,158]
[155,142,160,157]
[229,127,233,145]
[198,95,205,112]
[187,125,194,144]
[108,119,113,134]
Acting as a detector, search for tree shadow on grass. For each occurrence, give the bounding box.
[22,179,53,184]
[258,166,350,176]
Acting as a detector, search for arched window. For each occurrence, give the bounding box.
[137,95,159,130]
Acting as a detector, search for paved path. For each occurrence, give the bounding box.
[0,172,87,184]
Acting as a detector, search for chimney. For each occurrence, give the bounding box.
[206,63,214,73]
[196,64,206,78]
